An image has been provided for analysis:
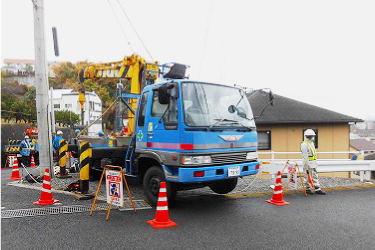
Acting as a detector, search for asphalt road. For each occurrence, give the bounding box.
[2,168,375,250]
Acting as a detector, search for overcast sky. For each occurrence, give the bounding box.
[1,0,374,120]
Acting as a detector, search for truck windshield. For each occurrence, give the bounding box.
[182,82,256,128]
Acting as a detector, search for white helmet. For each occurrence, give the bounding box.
[24,135,30,139]
[304,129,316,137]
[57,130,63,135]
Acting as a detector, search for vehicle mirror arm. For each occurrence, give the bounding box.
[252,100,273,120]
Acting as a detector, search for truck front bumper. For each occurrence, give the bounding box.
[163,161,260,183]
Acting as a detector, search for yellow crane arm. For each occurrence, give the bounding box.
[78,54,159,136]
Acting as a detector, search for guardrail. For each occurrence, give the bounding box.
[258,150,375,181]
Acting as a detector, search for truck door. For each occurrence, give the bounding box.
[135,91,150,149]
[146,89,180,151]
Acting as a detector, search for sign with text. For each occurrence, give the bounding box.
[105,170,124,207]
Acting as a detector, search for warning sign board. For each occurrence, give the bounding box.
[105,170,124,207]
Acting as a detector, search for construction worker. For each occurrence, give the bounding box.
[98,130,105,137]
[19,135,32,167]
[53,130,64,160]
[300,129,326,195]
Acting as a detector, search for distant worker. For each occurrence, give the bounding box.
[300,129,326,195]
[98,130,105,137]
[19,135,32,167]
[74,129,80,136]
[53,130,64,159]
[72,129,80,144]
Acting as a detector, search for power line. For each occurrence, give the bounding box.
[107,0,134,53]
[116,0,154,61]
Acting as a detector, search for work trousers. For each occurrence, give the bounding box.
[303,165,322,191]
[19,155,31,168]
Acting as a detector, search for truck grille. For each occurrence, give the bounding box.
[211,152,249,165]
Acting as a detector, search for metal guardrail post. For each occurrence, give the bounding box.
[79,141,92,194]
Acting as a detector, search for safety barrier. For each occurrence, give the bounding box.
[259,150,375,181]
[58,140,70,178]
[79,141,91,194]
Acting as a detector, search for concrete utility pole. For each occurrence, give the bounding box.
[32,0,53,174]
[50,87,56,134]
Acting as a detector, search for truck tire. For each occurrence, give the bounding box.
[209,178,238,194]
[143,166,176,206]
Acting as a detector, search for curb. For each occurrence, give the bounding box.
[224,183,375,199]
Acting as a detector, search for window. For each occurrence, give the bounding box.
[89,101,94,111]
[151,91,168,117]
[54,104,60,109]
[151,89,178,130]
[65,104,72,109]
[258,131,271,150]
[138,92,149,127]
[303,129,318,148]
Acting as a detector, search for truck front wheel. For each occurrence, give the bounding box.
[209,178,238,194]
[143,166,176,206]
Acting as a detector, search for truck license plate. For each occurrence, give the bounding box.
[228,166,241,177]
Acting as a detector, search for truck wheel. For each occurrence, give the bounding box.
[143,166,176,206]
[209,178,238,194]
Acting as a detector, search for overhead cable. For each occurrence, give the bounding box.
[116,0,154,61]
[107,0,134,53]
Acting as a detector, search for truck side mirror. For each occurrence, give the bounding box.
[158,84,169,104]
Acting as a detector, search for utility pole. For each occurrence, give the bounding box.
[32,0,53,174]
[50,87,56,134]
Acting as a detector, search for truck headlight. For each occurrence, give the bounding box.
[246,152,258,160]
[182,156,212,165]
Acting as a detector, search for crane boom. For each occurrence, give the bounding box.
[78,54,159,136]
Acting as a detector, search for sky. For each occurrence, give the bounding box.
[1,0,375,120]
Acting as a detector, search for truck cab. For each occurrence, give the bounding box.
[132,80,260,205]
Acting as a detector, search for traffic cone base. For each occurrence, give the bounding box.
[266,199,290,206]
[147,218,177,229]
[33,198,59,206]
[8,173,22,180]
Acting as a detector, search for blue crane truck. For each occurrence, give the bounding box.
[76,57,271,206]
[113,80,259,205]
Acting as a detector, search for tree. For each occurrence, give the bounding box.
[10,99,30,123]
[54,110,79,127]
[25,64,33,73]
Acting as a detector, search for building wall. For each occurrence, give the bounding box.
[257,123,350,160]
[52,91,103,136]
[2,75,35,86]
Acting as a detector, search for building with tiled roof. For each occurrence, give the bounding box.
[248,92,363,160]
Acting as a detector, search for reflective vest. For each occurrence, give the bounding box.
[304,140,317,161]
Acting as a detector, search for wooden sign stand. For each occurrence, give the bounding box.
[90,165,136,220]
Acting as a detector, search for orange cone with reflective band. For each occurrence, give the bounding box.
[33,168,59,205]
[147,182,177,229]
[8,157,21,180]
[266,171,289,206]
[30,155,36,168]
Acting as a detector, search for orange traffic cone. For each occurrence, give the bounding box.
[266,171,290,206]
[30,155,36,168]
[8,157,21,180]
[33,168,59,205]
[147,182,177,229]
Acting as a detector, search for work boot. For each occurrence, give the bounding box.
[315,190,326,195]
[306,189,314,195]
